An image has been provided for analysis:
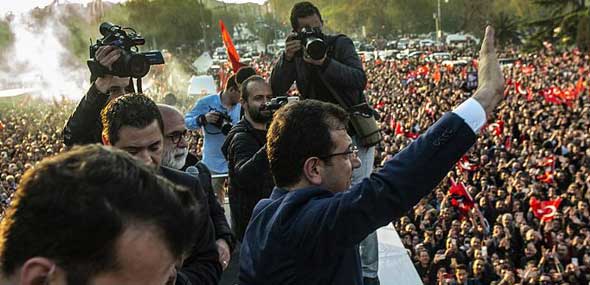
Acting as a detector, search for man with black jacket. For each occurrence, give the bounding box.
[222,76,274,242]
[159,103,235,270]
[100,93,222,284]
[270,2,379,283]
[62,46,223,284]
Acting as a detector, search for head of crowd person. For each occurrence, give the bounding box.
[223,74,240,106]
[158,104,190,170]
[101,94,165,168]
[290,1,323,33]
[240,76,273,125]
[0,144,199,285]
[266,99,360,193]
[235,66,257,87]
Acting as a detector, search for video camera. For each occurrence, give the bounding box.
[294,27,327,60]
[259,96,300,117]
[88,22,164,79]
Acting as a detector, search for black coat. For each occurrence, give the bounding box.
[161,166,222,285]
[63,84,228,285]
[270,34,367,108]
[221,119,274,241]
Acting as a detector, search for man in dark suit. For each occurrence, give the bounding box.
[239,26,504,285]
[100,94,222,285]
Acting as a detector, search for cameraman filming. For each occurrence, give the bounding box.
[269,2,378,283]
[185,75,241,205]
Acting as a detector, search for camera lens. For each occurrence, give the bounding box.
[305,39,327,60]
[127,54,150,78]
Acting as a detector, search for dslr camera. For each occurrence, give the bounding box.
[293,27,327,60]
[210,112,233,136]
[88,22,164,78]
[259,96,300,117]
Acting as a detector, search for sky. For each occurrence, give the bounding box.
[0,0,267,14]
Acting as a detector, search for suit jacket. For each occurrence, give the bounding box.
[161,166,222,285]
[239,112,477,285]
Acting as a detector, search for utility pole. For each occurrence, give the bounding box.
[437,0,442,41]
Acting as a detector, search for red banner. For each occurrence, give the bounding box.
[530,197,562,222]
[219,20,241,73]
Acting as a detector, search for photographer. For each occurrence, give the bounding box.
[269,2,378,283]
[221,76,275,242]
[63,45,133,146]
[185,75,241,205]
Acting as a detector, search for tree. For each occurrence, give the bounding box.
[529,0,589,48]
[492,12,522,46]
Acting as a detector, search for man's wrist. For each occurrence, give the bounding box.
[94,78,111,94]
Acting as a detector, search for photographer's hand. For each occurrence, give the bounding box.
[93,46,130,97]
[204,111,221,124]
[472,26,505,117]
[284,33,302,62]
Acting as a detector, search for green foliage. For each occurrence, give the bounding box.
[0,19,13,52]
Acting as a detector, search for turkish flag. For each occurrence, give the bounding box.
[219,20,241,73]
[488,120,504,136]
[449,178,474,217]
[417,65,429,76]
[457,155,479,172]
[526,87,534,102]
[530,197,562,222]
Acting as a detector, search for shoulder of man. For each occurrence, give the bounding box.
[221,119,252,157]
[160,166,201,192]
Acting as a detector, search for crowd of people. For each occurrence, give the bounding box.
[1,35,589,284]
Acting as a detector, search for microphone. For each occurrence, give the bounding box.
[185,166,200,177]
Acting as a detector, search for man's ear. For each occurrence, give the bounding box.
[102,133,111,146]
[302,157,323,186]
[19,257,59,285]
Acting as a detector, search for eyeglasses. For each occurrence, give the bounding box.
[318,145,359,160]
[166,130,190,145]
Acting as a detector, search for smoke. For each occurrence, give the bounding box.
[0,7,89,101]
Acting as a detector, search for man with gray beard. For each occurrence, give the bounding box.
[158,104,235,271]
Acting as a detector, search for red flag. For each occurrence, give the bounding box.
[405,132,419,139]
[457,155,479,172]
[0,120,4,131]
[530,197,562,222]
[433,65,441,84]
[487,120,504,136]
[417,65,429,76]
[515,81,527,96]
[219,20,241,73]
[395,122,404,136]
[536,171,554,184]
[449,178,474,217]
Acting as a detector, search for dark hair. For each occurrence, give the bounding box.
[267,100,348,187]
[225,74,239,91]
[0,144,199,283]
[455,264,468,273]
[101,94,164,145]
[235,66,257,87]
[240,75,267,102]
[290,2,323,31]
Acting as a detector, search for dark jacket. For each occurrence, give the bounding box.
[161,166,222,285]
[63,84,229,284]
[270,34,367,108]
[221,118,274,241]
[63,84,108,146]
[239,113,477,285]
[184,158,236,252]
